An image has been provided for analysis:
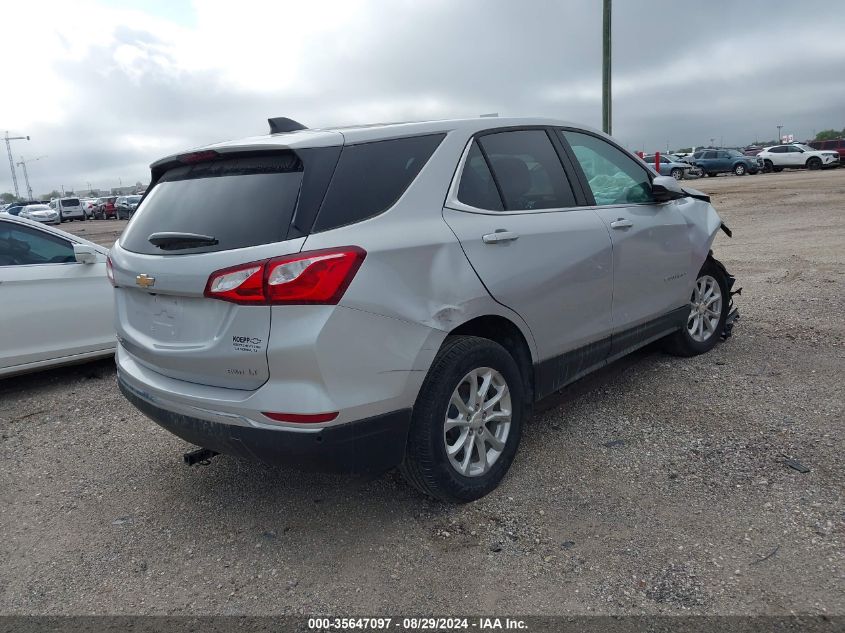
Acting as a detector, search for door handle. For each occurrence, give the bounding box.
[482,230,520,244]
[610,218,633,229]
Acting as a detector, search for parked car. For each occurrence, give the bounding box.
[691,149,763,176]
[55,197,85,222]
[116,195,141,219]
[757,144,840,172]
[808,138,845,159]
[82,198,98,219]
[94,197,118,219]
[110,116,738,502]
[643,154,692,180]
[3,201,43,216]
[0,214,116,377]
[18,204,60,225]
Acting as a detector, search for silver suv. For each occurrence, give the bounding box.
[111,117,738,502]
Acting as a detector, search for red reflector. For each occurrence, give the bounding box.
[261,411,338,424]
[203,247,366,305]
[180,150,219,164]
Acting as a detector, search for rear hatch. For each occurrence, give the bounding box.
[111,151,313,390]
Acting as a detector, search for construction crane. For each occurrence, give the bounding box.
[4,131,30,198]
[16,155,47,201]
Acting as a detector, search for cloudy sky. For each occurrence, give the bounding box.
[3,0,844,197]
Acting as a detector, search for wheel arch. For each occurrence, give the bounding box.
[447,315,536,407]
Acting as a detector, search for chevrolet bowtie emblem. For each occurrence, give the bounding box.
[136,274,156,288]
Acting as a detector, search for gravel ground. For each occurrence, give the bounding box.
[1,170,843,615]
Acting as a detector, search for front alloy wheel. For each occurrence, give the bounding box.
[687,275,723,343]
[734,163,746,176]
[444,368,512,477]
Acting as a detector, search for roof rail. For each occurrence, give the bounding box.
[268,117,307,134]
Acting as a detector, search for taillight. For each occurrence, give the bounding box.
[106,256,115,286]
[204,247,366,305]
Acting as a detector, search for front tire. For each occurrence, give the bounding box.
[763,159,774,173]
[663,259,730,357]
[807,157,822,170]
[670,167,683,180]
[733,163,746,176]
[400,336,525,503]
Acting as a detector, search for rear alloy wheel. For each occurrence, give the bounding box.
[670,167,684,180]
[401,335,524,502]
[733,163,746,176]
[807,157,822,170]
[663,260,729,357]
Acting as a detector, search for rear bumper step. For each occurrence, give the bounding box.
[119,377,411,474]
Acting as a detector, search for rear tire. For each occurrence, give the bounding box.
[400,335,525,503]
[663,259,729,357]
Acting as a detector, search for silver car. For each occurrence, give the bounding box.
[111,117,739,502]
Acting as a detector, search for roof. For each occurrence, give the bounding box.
[150,116,593,169]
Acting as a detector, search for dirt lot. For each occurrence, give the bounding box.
[1,170,842,615]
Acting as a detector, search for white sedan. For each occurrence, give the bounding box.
[18,204,60,225]
[0,215,116,377]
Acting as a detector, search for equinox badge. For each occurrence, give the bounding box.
[136,274,156,288]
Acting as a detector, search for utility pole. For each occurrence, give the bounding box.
[777,125,783,143]
[602,0,612,135]
[16,156,47,201]
[4,131,30,199]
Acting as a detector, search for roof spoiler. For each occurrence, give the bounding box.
[268,117,307,134]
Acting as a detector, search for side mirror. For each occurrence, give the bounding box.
[652,175,687,203]
[73,243,98,264]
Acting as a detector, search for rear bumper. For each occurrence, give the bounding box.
[119,375,411,473]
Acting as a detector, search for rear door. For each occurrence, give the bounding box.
[443,128,614,368]
[0,220,113,370]
[558,130,691,349]
[110,151,315,390]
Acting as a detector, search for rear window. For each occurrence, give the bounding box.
[312,134,444,233]
[120,153,303,255]
[61,198,80,207]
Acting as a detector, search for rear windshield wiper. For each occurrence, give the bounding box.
[148,232,219,250]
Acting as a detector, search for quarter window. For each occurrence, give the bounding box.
[457,142,503,210]
[475,130,576,211]
[560,130,656,206]
[0,222,76,266]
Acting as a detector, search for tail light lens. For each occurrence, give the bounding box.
[204,247,365,305]
[106,256,115,286]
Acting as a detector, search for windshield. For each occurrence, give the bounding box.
[796,144,815,152]
[127,195,141,203]
[727,150,744,157]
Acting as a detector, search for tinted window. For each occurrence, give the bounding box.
[693,152,704,159]
[703,151,717,159]
[0,222,75,266]
[716,151,730,159]
[769,146,786,153]
[61,198,80,207]
[314,134,444,232]
[458,141,503,210]
[477,130,575,211]
[561,130,655,206]
[121,153,304,256]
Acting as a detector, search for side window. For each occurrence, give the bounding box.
[770,146,785,153]
[314,133,445,232]
[561,130,656,206]
[0,222,76,266]
[703,151,717,159]
[457,141,503,211]
[476,130,576,211]
[716,151,730,159]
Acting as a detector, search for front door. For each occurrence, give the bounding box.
[558,130,692,354]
